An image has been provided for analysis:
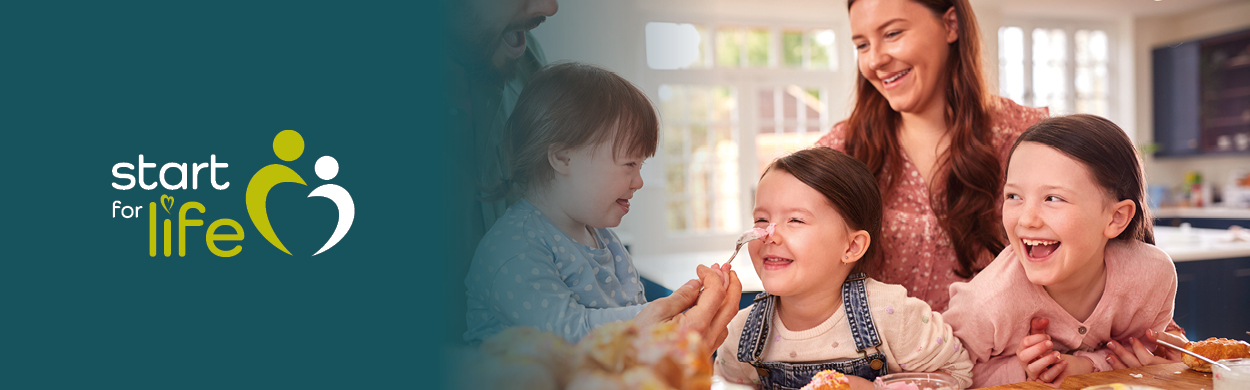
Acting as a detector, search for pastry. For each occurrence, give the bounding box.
[1183,337,1250,372]
[800,370,851,390]
[576,320,712,390]
[475,320,712,390]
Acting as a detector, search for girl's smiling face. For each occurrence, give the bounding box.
[849,0,958,115]
[556,138,645,230]
[1002,142,1135,288]
[748,170,867,298]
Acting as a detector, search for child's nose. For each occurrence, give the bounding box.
[631,171,643,190]
[1019,203,1044,228]
[763,228,781,245]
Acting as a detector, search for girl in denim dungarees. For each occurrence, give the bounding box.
[714,148,974,389]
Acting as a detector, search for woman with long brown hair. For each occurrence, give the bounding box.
[816,0,1047,311]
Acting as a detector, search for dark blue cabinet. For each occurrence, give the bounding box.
[1173,256,1250,341]
[1153,41,1202,157]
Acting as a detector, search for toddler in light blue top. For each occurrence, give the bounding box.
[464,62,686,344]
[464,199,647,343]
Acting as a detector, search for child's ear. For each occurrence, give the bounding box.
[1103,199,1136,239]
[548,144,572,175]
[844,229,871,264]
[943,7,959,44]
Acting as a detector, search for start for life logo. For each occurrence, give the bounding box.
[110,130,355,257]
[247,130,355,256]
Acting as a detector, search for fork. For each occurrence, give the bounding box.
[727,229,765,264]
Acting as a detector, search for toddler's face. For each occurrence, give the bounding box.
[559,140,645,229]
[748,170,856,298]
[1003,142,1123,288]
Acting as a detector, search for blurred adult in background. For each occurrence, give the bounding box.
[816,0,1048,311]
[447,0,559,345]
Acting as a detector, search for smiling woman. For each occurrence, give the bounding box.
[815,0,1049,312]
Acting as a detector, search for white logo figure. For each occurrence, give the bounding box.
[308,155,355,256]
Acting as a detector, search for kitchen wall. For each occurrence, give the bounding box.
[1134,1,1250,192]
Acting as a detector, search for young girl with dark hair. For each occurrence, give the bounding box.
[716,148,973,389]
[945,115,1179,387]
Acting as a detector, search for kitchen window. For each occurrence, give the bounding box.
[644,21,845,239]
[999,21,1116,119]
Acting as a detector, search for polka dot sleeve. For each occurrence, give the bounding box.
[487,250,646,343]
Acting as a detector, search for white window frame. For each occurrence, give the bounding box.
[626,3,855,256]
[1000,18,1120,122]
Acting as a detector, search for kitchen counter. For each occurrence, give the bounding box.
[1154,225,1250,261]
[1153,206,1250,219]
[633,225,1250,292]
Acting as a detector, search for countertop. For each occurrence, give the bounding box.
[1153,206,1250,219]
[1154,225,1250,261]
[632,226,1250,292]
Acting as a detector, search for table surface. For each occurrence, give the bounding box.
[977,362,1212,390]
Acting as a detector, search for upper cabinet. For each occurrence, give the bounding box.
[1153,28,1250,157]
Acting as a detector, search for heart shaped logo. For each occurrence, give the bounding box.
[246,130,355,256]
[160,194,174,214]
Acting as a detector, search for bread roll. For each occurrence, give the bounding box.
[1183,337,1250,372]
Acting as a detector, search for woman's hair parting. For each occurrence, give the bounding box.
[844,0,1000,278]
[485,62,659,200]
[1007,114,1154,244]
[764,148,884,274]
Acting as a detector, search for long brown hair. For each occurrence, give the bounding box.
[764,148,884,275]
[1008,115,1154,244]
[844,0,999,278]
[485,62,659,200]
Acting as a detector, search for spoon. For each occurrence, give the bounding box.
[1154,339,1231,371]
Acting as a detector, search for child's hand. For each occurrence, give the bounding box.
[1017,318,1068,386]
[706,262,732,290]
[637,265,742,355]
[1105,332,1180,369]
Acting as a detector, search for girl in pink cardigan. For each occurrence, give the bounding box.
[944,115,1179,388]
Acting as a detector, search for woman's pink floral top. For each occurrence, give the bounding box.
[815,96,1048,312]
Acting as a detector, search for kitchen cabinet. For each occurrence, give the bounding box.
[1173,256,1250,341]
[1153,28,1250,157]
[1154,41,1202,157]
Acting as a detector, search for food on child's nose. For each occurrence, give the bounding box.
[739,223,776,246]
[800,369,850,390]
[1183,337,1250,372]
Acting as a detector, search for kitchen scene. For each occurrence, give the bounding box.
[462,0,1250,389]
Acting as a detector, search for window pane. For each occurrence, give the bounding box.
[712,87,735,122]
[808,29,837,70]
[659,84,741,234]
[716,28,743,68]
[755,86,829,175]
[1033,28,1068,114]
[1074,30,1109,117]
[746,28,770,67]
[667,200,688,231]
[782,30,803,68]
[645,22,707,70]
[998,26,1025,104]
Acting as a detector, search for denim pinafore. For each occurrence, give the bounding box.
[736,273,888,390]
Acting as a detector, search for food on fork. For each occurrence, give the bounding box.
[748,223,776,242]
[1183,337,1250,372]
